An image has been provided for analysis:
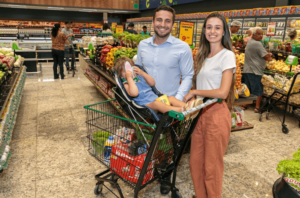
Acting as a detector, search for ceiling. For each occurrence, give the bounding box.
[0,3,140,14]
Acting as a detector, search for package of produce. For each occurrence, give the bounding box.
[263,87,275,96]
[277,148,300,195]
[237,84,250,97]
[284,75,300,94]
[274,74,288,90]
[289,93,300,105]
[261,74,275,87]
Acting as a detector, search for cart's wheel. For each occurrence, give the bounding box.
[173,191,182,198]
[266,113,270,120]
[259,114,262,122]
[94,184,103,195]
[282,125,289,134]
[0,169,3,174]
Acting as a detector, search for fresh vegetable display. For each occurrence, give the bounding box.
[113,48,138,60]
[113,32,151,47]
[277,147,300,195]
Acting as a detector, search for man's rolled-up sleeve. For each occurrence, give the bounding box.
[175,45,194,101]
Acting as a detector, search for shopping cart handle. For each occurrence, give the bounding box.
[168,98,222,121]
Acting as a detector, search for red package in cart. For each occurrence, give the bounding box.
[236,112,243,126]
[111,143,155,185]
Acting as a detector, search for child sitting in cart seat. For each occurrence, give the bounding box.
[113,57,200,113]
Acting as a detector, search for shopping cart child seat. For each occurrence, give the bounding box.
[112,64,164,123]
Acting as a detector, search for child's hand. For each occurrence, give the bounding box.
[133,67,144,76]
[125,70,133,79]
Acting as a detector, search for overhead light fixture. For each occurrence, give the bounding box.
[8,4,27,8]
[79,9,97,12]
[47,7,64,10]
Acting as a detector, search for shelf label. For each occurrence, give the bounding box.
[266,22,276,36]
[112,23,117,31]
[116,25,124,33]
[179,21,194,46]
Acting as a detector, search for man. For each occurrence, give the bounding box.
[124,22,138,34]
[136,5,193,194]
[230,20,242,35]
[61,21,74,71]
[141,26,150,35]
[243,27,272,112]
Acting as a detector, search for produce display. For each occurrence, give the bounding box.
[277,147,300,195]
[266,59,300,73]
[113,32,151,47]
[0,67,26,171]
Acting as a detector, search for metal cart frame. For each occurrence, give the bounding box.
[84,98,221,198]
[64,45,77,77]
[259,72,300,133]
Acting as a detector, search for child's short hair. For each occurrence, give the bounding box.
[113,57,135,77]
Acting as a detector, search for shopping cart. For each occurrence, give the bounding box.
[259,71,300,133]
[273,176,300,198]
[84,97,221,198]
[64,45,77,77]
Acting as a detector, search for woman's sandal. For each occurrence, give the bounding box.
[254,108,260,113]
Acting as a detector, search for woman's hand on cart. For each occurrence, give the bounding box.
[183,90,196,103]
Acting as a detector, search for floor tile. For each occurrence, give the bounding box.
[36,172,95,198]
[12,122,37,141]
[36,133,93,180]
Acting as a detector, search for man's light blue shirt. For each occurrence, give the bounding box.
[136,34,194,101]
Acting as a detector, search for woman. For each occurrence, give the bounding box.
[102,23,112,33]
[288,29,297,41]
[183,12,236,198]
[51,23,69,79]
[243,28,253,45]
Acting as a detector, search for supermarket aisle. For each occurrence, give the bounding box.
[0,62,299,198]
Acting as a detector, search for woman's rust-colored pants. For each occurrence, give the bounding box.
[190,101,231,198]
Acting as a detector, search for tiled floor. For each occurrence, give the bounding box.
[0,62,299,198]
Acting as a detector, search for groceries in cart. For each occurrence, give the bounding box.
[276,147,300,195]
[284,75,300,94]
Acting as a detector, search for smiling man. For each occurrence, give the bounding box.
[136,5,194,102]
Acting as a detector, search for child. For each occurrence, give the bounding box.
[113,57,198,113]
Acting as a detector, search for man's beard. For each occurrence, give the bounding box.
[154,29,171,38]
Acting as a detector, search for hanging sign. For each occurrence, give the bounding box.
[179,21,195,45]
[266,22,276,36]
[116,25,124,33]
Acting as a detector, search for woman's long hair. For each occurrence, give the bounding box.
[103,23,110,31]
[193,12,236,110]
[51,23,60,38]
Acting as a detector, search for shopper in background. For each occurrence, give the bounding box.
[243,28,253,45]
[136,5,193,195]
[183,12,236,198]
[124,22,138,34]
[141,26,150,35]
[288,29,297,41]
[229,20,242,36]
[61,21,74,71]
[51,23,70,80]
[242,27,272,112]
[102,23,112,33]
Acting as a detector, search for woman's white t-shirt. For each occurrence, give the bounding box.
[196,48,236,91]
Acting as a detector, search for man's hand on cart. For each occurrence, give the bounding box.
[68,44,73,49]
[67,33,74,38]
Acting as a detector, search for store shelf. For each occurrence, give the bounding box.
[85,60,116,85]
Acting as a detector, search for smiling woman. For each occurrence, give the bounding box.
[185,12,236,198]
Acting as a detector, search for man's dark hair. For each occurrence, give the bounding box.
[128,22,134,27]
[142,26,147,29]
[153,5,176,24]
[65,21,72,24]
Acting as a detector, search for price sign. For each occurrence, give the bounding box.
[179,21,194,45]
[112,23,117,29]
[116,25,123,33]
[266,22,276,36]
